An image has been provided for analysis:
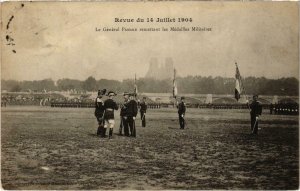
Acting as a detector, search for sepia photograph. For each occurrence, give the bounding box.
[1,1,299,190]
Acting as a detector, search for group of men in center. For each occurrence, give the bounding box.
[94,89,148,139]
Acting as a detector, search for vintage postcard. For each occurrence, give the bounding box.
[1,1,299,190]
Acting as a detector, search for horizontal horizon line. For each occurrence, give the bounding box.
[1,75,299,82]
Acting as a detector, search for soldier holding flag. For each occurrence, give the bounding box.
[173,68,186,129]
[235,62,262,134]
[177,96,186,129]
[249,95,262,135]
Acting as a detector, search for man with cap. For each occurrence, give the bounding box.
[139,97,148,127]
[94,89,106,136]
[119,92,129,136]
[249,94,262,135]
[123,93,138,137]
[103,91,119,139]
[177,96,186,129]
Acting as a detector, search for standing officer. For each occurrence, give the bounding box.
[249,95,262,135]
[177,96,186,129]
[94,89,106,136]
[124,93,138,137]
[119,92,129,136]
[103,91,119,139]
[139,97,147,127]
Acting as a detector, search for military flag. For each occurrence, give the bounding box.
[134,73,138,96]
[235,63,244,101]
[173,68,178,98]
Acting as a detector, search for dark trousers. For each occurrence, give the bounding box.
[96,116,104,136]
[251,115,258,134]
[123,117,129,136]
[123,116,136,137]
[119,117,124,135]
[140,111,146,127]
[179,114,185,129]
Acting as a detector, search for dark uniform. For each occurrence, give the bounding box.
[94,89,106,136]
[119,98,128,135]
[177,97,186,129]
[103,91,119,138]
[139,97,147,127]
[123,95,138,137]
[95,96,105,136]
[249,95,262,134]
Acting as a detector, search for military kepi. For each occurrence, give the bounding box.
[107,91,117,96]
[98,89,106,96]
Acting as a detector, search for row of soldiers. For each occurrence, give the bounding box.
[269,103,299,115]
[94,89,148,139]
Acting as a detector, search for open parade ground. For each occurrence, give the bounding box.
[1,106,299,190]
[1,1,299,190]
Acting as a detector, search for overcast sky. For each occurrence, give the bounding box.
[1,2,299,81]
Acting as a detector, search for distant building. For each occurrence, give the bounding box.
[145,57,174,80]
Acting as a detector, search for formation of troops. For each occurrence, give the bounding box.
[269,103,299,115]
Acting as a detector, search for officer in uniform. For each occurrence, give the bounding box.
[249,95,262,135]
[94,89,106,136]
[139,97,147,127]
[119,92,129,135]
[123,93,138,137]
[177,96,186,129]
[103,91,119,139]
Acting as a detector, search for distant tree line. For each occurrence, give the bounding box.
[1,76,299,96]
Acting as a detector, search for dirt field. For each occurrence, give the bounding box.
[1,106,299,190]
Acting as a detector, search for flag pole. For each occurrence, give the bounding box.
[173,68,178,107]
[134,73,138,98]
[235,62,250,110]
